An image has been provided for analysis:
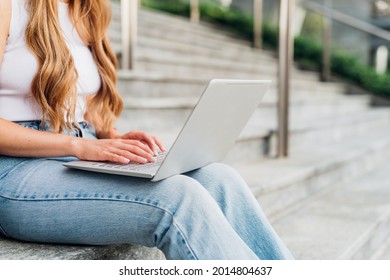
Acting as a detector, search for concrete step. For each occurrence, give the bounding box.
[111,4,251,47]
[108,22,282,73]
[371,235,390,260]
[137,17,251,49]
[233,128,390,224]
[283,108,390,154]
[0,237,164,260]
[108,35,272,68]
[108,7,282,74]
[135,36,279,65]
[134,48,278,74]
[109,13,254,54]
[117,71,347,98]
[118,94,371,133]
[130,27,261,61]
[133,49,320,82]
[271,160,390,259]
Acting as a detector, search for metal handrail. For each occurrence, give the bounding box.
[121,0,138,70]
[253,0,263,48]
[300,0,390,42]
[277,0,295,158]
[322,13,332,81]
[190,0,200,23]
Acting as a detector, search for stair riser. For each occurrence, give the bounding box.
[136,13,242,41]
[134,60,279,78]
[285,118,390,154]
[117,79,206,98]
[257,137,390,221]
[130,61,353,93]
[118,102,370,133]
[138,22,250,47]
[138,27,254,52]
[117,79,346,98]
[108,32,265,60]
[241,116,390,186]
[224,137,271,164]
[346,213,390,260]
[111,7,249,46]
[136,41,278,64]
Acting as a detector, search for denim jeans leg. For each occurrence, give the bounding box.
[185,163,294,260]
[0,158,263,260]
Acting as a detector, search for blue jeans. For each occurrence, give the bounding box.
[0,121,293,260]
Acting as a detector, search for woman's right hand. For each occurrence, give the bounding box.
[72,138,156,164]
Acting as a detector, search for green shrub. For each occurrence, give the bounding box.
[141,0,190,15]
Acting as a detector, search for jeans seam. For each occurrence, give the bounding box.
[0,222,10,238]
[0,158,31,182]
[170,219,198,260]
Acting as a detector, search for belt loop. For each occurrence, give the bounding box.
[71,122,82,138]
[77,121,88,138]
[78,126,84,138]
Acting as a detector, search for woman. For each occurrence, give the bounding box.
[0,0,293,260]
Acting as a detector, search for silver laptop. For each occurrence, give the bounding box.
[64,79,271,181]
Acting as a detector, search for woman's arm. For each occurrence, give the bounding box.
[0,118,156,163]
[0,118,78,157]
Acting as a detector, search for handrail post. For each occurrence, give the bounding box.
[190,0,200,23]
[321,1,332,81]
[121,0,138,70]
[253,0,263,48]
[277,0,295,157]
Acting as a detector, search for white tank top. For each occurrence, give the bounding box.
[0,0,101,122]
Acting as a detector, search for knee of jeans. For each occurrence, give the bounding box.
[196,163,247,191]
[153,175,223,244]
[163,175,219,213]
[201,163,241,179]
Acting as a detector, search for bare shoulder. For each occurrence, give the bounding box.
[0,0,12,63]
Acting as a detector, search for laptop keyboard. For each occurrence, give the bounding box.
[90,151,167,173]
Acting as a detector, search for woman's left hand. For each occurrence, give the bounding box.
[118,130,166,156]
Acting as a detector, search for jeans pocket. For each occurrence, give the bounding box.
[0,156,30,182]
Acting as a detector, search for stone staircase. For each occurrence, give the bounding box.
[2,2,390,260]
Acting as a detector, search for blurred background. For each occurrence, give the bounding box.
[107,0,390,260]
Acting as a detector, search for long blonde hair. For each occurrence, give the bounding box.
[25,0,123,134]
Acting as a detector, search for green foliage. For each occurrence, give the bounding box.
[331,53,390,97]
[294,36,322,68]
[141,0,190,15]
[199,5,254,40]
[140,0,390,98]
